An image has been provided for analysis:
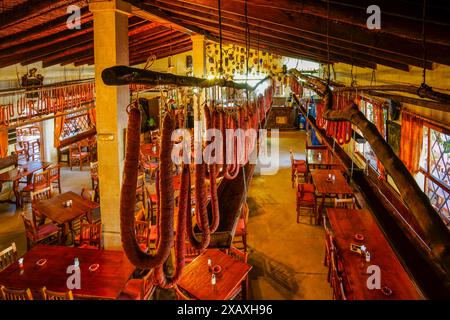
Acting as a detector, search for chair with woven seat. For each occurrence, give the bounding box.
[334,197,356,209]
[232,202,249,252]
[296,184,317,224]
[1,286,33,300]
[69,142,90,171]
[290,149,307,187]
[47,164,61,194]
[21,170,50,204]
[75,222,102,250]
[118,269,155,300]
[41,287,74,300]
[21,213,60,250]
[184,241,203,264]
[0,242,18,271]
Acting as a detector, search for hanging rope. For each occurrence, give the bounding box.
[421,0,427,87]
[218,0,224,78]
[326,0,331,84]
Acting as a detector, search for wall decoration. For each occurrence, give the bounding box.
[387,120,401,156]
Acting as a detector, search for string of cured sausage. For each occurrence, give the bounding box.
[120,102,175,269]
[154,163,190,288]
[204,105,220,233]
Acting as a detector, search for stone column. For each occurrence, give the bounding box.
[89,0,131,249]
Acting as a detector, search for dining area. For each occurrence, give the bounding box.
[290,139,424,300]
[0,126,252,301]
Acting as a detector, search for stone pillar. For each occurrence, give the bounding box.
[89,0,131,249]
[191,34,206,78]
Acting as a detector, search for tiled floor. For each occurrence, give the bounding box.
[0,130,332,300]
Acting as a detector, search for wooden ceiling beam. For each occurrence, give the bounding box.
[0,8,91,50]
[229,0,450,45]
[0,0,81,29]
[172,13,408,70]
[150,0,432,70]
[149,0,450,66]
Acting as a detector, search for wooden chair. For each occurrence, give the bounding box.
[139,152,158,181]
[41,287,74,300]
[329,249,347,300]
[184,241,204,264]
[145,184,158,224]
[136,174,146,204]
[21,170,50,204]
[47,164,61,194]
[227,246,248,263]
[174,285,194,300]
[296,184,317,224]
[14,143,28,164]
[0,242,18,271]
[334,197,356,209]
[69,142,90,171]
[135,220,155,253]
[233,202,249,252]
[118,269,155,300]
[89,162,99,202]
[21,213,60,250]
[290,149,307,187]
[0,286,33,300]
[30,140,41,161]
[76,222,102,250]
[31,186,53,226]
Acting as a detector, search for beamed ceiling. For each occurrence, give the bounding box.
[1,0,450,70]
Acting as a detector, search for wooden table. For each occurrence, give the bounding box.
[311,169,354,219]
[0,245,135,299]
[177,249,252,300]
[33,191,99,241]
[0,161,51,207]
[326,208,423,300]
[307,149,341,169]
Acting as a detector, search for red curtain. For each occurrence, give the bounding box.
[88,108,96,127]
[373,103,386,178]
[400,111,424,174]
[54,112,65,148]
[0,126,8,158]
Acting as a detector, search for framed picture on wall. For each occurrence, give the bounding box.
[387,121,401,156]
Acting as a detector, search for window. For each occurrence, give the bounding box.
[419,126,450,228]
[354,100,387,172]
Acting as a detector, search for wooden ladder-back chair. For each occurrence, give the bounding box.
[76,222,102,250]
[47,164,61,194]
[233,202,249,252]
[0,286,33,300]
[21,213,60,250]
[21,170,50,204]
[31,186,53,226]
[0,242,18,271]
[118,269,155,300]
[290,149,307,187]
[329,249,347,300]
[296,183,317,224]
[135,220,154,253]
[69,142,90,171]
[41,287,74,300]
[89,162,100,202]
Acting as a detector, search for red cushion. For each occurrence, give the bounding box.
[118,279,143,300]
[295,164,308,173]
[235,218,245,236]
[299,183,315,194]
[296,192,315,203]
[78,244,99,250]
[293,159,306,165]
[36,223,59,240]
